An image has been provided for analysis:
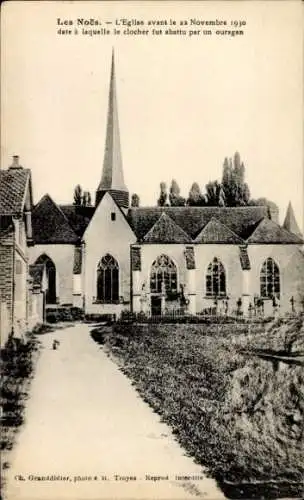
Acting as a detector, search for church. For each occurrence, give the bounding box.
[28,53,304,318]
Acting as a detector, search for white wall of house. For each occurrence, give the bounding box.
[29,244,74,305]
[83,193,136,315]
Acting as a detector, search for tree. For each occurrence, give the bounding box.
[73,185,82,206]
[187,182,205,206]
[205,180,222,206]
[221,152,251,206]
[131,193,140,207]
[157,182,168,207]
[169,179,185,206]
[249,197,278,219]
[82,191,92,207]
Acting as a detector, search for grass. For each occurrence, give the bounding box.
[1,331,42,489]
[96,315,304,499]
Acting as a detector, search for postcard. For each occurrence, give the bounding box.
[1,1,303,499]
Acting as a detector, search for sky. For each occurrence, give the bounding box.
[1,1,303,229]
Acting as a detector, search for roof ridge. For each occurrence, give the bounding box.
[143,211,191,243]
[247,217,304,244]
[195,216,245,243]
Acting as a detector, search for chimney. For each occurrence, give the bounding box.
[9,155,22,170]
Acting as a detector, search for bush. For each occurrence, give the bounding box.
[103,317,304,497]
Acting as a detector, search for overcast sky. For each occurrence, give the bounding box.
[1,1,303,229]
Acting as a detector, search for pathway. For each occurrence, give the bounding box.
[5,324,224,500]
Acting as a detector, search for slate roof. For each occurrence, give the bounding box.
[127,206,268,241]
[283,202,302,237]
[247,218,304,244]
[194,217,244,244]
[31,197,303,246]
[0,168,31,216]
[32,195,79,244]
[59,205,95,237]
[143,212,190,243]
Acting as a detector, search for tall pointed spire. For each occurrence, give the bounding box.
[96,49,129,208]
[283,201,302,236]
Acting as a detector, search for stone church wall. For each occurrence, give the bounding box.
[248,244,304,313]
[195,245,243,314]
[29,244,74,305]
[83,193,136,315]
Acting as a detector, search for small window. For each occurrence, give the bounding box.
[111,212,116,221]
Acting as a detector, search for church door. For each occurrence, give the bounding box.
[151,296,162,316]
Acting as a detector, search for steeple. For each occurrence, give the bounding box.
[96,49,129,208]
[283,201,302,236]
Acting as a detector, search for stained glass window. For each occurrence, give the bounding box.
[260,258,280,299]
[97,254,119,303]
[206,257,226,297]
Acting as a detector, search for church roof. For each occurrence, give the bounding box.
[0,165,31,216]
[143,212,190,243]
[282,202,302,237]
[194,217,244,244]
[59,204,95,237]
[32,194,79,244]
[128,206,268,241]
[247,217,304,244]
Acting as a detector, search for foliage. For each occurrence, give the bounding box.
[169,179,186,206]
[187,182,205,206]
[131,193,140,207]
[157,182,168,207]
[82,191,92,206]
[204,180,223,206]
[221,152,251,207]
[73,184,82,205]
[104,316,304,498]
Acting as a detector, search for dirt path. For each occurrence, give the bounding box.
[4,324,224,500]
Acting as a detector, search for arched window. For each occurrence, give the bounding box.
[150,255,177,294]
[260,258,280,299]
[97,254,119,303]
[35,254,56,304]
[206,257,226,297]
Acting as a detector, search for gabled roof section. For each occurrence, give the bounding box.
[283,202,302,237]
[32,194,79,244]
[0,167,31,216]
[59,205,95,237]
[127,206,268,241]
[194,217,244,244]
[143,212,190,243]
[247,217,304,244]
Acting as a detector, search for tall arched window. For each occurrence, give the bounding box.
[97,254,119,303]
[35,254,56,304]
[150,255,177,294]
[260,258,280,299]
[206,257,226,297]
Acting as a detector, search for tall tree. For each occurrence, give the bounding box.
[81,191,92,207]
[187,182,205,206]
[73,184,82,206]
[169,179,185,206]
[157,182,168,207]
[205,180,222,206]
[131,193,140,207]
[221,152,250,206]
